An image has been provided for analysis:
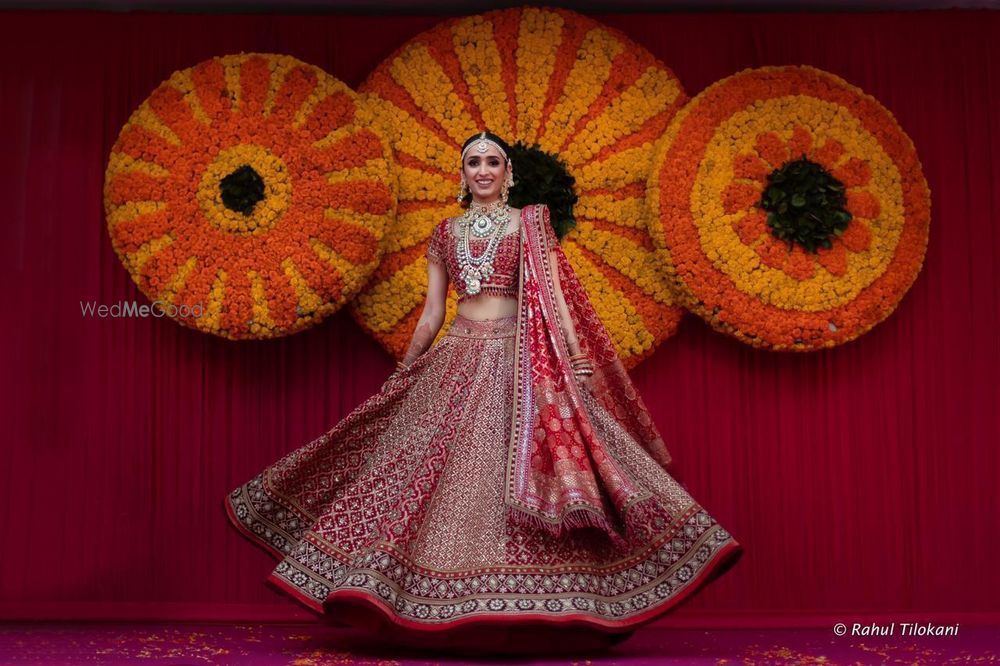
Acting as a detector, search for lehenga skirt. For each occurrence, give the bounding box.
[225,313,742,634]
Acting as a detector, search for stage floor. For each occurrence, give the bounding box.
[1,622,998,664]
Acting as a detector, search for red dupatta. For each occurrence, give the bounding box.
[505,203,674,545]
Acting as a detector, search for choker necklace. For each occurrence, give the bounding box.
[462,199,508,238]
[456,200,511,296]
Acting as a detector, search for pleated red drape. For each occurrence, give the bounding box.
[0,9,997,622]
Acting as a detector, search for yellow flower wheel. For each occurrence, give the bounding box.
[104,53,396,340]
[352,7,685,368]
[648,66,931,350]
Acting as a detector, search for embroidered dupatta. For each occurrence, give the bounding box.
[506,203,674,544]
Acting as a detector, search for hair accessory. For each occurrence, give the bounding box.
[500,162,514,204]
[461,131,509,162]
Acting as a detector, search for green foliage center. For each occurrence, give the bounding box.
[759,157,852,253]
[221,165,266,216]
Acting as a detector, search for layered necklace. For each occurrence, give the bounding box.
[456,199,511,296]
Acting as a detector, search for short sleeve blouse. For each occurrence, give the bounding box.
[425,214,523,302]
[426,222,447,265]
[427,204,558,270]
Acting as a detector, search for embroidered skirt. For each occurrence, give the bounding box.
[225,313,742,633]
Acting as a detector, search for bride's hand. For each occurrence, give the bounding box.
[389,360,411,382]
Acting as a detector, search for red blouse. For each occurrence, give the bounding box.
[426,217,521,303]
[426,206,560,303]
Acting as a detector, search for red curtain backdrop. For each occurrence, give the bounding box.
[1,9,998,623]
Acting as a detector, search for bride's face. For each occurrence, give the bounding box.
[463,144,507,203]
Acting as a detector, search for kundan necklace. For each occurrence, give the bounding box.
[456,199,511,296]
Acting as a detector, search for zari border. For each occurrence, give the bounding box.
[225,477,742,631]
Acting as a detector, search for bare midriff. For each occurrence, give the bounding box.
[457,294,518,320]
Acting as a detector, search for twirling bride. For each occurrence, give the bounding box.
[225,130,743,652]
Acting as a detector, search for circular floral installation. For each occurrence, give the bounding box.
[352,7,685,368]
[647,65,930,350]
[104,53,396,340]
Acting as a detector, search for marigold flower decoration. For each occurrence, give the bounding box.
[352,7,686,368]
[104,53,396,340]
[647,66,931,350]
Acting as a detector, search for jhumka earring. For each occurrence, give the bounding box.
[500,162,514,204]
[456,174,469,203]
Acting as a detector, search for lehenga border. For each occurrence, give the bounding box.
[224,475,741,631]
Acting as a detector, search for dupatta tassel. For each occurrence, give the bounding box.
[504,204,674,546]
[504,501,631,550]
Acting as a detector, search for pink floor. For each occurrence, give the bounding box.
[1,622,998,664]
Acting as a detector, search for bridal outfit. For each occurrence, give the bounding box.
[225,203,742,643]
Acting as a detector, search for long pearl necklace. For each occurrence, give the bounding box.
[457,200,511,296]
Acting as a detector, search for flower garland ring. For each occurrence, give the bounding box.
[352,7,685,368]
[647,65,931,350]
[104,52,396,340]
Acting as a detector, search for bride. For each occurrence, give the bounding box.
[225,130,743,652]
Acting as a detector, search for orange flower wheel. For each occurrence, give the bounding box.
[647,66,931,350]
[352,7,685,368]
[104,53,396,340]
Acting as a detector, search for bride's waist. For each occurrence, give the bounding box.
[446,312,517,339]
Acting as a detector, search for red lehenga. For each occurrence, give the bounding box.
[224,203,742,637]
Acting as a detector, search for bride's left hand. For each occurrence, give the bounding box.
[388,361,411,382]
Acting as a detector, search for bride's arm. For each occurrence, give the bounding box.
[548,250,583,357]
[541,206,593,385]
[540,205,583,357]
[399,257,448,369]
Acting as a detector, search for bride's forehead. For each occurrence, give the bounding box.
[464,145,504,160]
